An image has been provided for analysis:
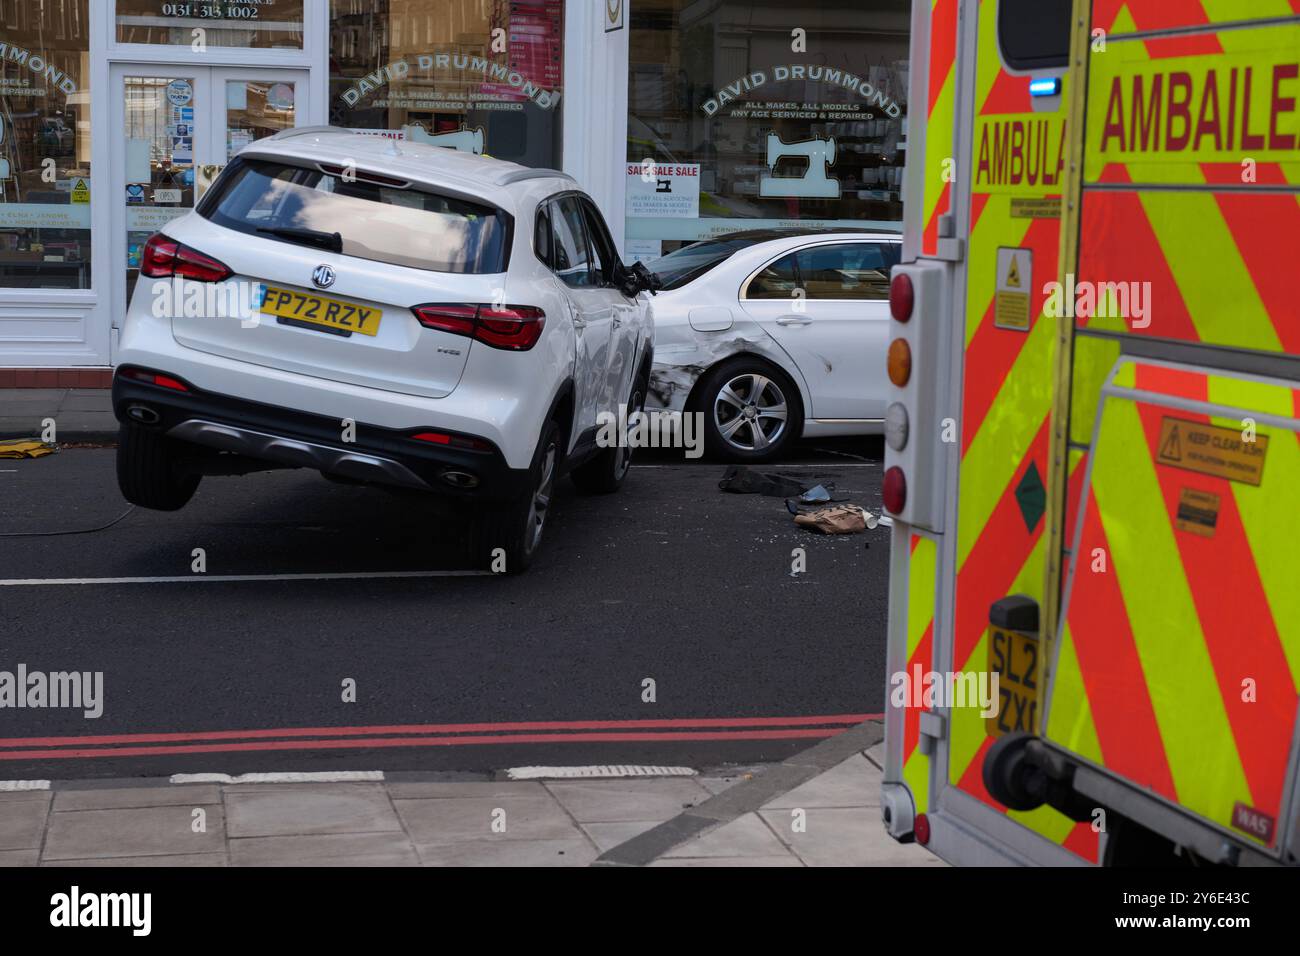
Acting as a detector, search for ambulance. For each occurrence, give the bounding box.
[881,0,1300,865]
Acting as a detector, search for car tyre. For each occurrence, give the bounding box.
[116,423,201,511]
[571,371,647,495]
[470,419,560,574]
[694,356,802,463]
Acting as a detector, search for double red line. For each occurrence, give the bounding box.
[0,714,879,761]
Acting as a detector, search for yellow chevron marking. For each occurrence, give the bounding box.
[1092,394,1252,818]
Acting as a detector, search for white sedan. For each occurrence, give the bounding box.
[644,230,902,461]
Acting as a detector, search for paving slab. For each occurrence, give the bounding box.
[395,793,579,845]
[42,804,225,860]
[545,777,710,824]
[758,807,946,867]
[663,812,789,859]
[580,820,663,853]
[230,832,417,866]
[42,854,227,867]
[763,753,883,809]
[0,793,51,851]
[417,838,597,867]
[224,786,402,838]
[54,785,222,811]
[650,855,802,867]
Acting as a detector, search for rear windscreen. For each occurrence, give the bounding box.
[200,158,510,274]
[649,237,755,290]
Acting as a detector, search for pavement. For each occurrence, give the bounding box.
[0,721,941,867]
[0,387,119,443]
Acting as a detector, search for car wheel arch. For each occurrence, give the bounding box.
[685,350,808,429]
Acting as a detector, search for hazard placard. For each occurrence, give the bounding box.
[994,247,1032,331]
[1157,417,1268,487]
[70,178,90,204]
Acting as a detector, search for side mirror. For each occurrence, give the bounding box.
[616,261,662,298]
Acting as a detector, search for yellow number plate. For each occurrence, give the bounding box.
[258,285,381,336]
[986,626,1040,738]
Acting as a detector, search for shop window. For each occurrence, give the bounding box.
[115,1,305,49]
[328,1,563,169]
[626,0,910,262]
[0,0,92,289]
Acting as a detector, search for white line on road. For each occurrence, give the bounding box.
[0,570,495,587]
[507,765,697,780]
[0,780,51,791]
[170,771,385,785]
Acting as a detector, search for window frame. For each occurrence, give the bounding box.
[547,192,598,290]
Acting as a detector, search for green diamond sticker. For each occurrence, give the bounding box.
[1015,461,1046,533]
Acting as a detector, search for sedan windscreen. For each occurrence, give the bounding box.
[199,158,511,275]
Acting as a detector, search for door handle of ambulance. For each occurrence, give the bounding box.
[777,314,812,326]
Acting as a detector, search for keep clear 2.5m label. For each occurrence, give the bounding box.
[1156,417,1268,486]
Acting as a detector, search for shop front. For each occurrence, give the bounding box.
[0,0,904,378]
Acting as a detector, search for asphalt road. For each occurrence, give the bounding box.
[0,439,890,780]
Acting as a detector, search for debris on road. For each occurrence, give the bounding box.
[0,439,56,459]
[717,464,826,497]
[794,504,880,535]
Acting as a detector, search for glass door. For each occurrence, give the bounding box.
[110,66,308,344]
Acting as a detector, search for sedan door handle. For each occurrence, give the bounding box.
[776,314,813,326]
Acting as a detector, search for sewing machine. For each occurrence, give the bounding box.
[402,124,485,156]
[759,133,840,199]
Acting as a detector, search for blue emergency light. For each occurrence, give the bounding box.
[1029,77,1062,97]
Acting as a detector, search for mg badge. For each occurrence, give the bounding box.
[312,264,336,289]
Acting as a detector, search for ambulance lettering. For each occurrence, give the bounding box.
[1098,63,1299,155]
[975,118,1067,188]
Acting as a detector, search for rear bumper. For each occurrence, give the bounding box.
[112,367,531,502]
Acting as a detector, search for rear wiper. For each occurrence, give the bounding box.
[257,226,342,253]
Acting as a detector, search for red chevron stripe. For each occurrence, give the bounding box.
[1201,163,1300,354]
[1066,489,1179,800]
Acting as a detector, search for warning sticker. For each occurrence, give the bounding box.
[1010,197,1062,219]
[70,177,90,204]
[1156,417,1268,487]
[995,247,1032,331]
[1175,487,1220,537]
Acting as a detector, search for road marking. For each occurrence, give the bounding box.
[1,714,878,748]
[0,779,49,790]
[0,728,852,761]
[507,765,696,780]
[0,569,494,587]
[0,714,883,762]
[170,771,384,785]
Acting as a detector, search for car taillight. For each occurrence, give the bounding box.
[883,466,907,515]
[412,305,478,337]
[411,303,546,351]
[119,367,190,392]
[139,233,233,283]
[890,272,914,322]
[411,430,494,452]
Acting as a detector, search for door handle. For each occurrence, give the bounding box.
[776,314,812,326]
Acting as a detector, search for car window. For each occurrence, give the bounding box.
[650,237,754,290]
[795,243,900,300]
[744,253,799,300]
[200,157,510,274]
[580,198,618,286]
[534,203,553,269]
[550,196,595,289]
